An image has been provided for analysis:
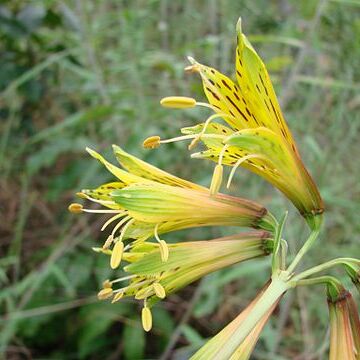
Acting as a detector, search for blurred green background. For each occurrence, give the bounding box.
[1,0,359,359]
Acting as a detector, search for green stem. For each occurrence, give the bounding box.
[286,228,320,274]
[291,257,360,283]
[213,272,290,359]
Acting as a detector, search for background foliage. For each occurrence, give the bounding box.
[1,0,359,359]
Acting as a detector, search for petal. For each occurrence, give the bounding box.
[187,57,258,130]
[235,18,297,152]
[86,147,143,184]
[225,127,298,178]
[112,145,205,191]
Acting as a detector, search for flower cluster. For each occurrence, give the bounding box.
[69,16,359,360]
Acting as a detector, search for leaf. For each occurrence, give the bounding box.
[123,322,145,360]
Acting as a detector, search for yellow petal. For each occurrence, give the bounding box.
[187,57,252,131]
[86,147,142,184]
[235,19,297,152]
[112,145,205,191]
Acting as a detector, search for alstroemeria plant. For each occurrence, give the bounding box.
[69,17,360,360]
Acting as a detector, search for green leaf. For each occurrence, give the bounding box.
[123,322,145,360]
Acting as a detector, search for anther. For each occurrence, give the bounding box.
[102,279,112,289]
[160,96,196,109]
[143,136,161,149]
[111,291,124,303]
[110,240,124,269]
[210,164,223,196]
[153,283,166,299]
[68,203,83,214]
[141,305,152,332]
[97,287,113,300]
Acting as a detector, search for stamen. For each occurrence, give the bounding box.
[135,286,153,300]
[227,154,267,189]
[153,283,166,299]
[111,215,132,237]
[111,291,124,303]
[103,234,114,249]
[188,113,234,150]
[118,218,135,241]
[79,192,115,206]
[160,96,196,109]
[102,279,112,289]
[110,240,124,269]
[101,212,128,231]
[111,274,137,284]
[154,224,169,262]
[92,247,112,255]
[143,136,160,149]
[210,164,223,196]
[141,304,152,332]
[97,287,113,300]
[68,203,83,214]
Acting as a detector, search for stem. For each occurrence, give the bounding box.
[286,228,320,274]
[291,257,360,283]
[213,273,290,359]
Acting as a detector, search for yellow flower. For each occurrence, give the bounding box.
[191,281,281,360]
[155,18,323,229]
[328,289,360,360]
[69,146,276,267]
[96,231,273,332]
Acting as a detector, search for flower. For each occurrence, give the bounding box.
[191,281,281,360]
[328,289,360,360]
[153,18,323,229]
[95,231,273,332]
[69,146,276,266]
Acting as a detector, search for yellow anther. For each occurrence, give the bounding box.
[92,247,112,255]
[160,96,196,109]
[97,287,113,300]
[159,240,169,262]
[102,279,112,289]
[210,164,223,196]
[143,136,161,149]
[153,283,166,299]
[141,306,153,332]
[111,292,124,303]
[110,241,124,269]
[68,203,83,214]
[76,192,87,199]
[135,286,152,300]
